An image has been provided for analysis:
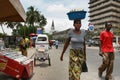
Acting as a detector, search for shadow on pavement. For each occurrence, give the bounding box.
[0,72,15,80]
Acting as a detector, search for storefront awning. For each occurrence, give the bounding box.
[0,0,26,22]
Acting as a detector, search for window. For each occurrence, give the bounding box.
[37,37,47,41]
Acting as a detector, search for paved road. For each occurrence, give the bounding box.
[0,45,120,80]
[29,46,69,80]
[28,46,120,80]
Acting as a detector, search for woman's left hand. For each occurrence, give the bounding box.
[60,54,63,61]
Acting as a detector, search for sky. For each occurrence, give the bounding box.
[0,0,89,35]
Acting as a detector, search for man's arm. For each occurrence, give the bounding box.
[83,37,86,60]
[99,40,103,57]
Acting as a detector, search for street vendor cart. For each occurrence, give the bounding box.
[0,50,33,80]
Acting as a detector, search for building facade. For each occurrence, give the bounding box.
[52,28,70,42]
[89,0,120,33]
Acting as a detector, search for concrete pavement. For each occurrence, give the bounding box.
[0,46,118,80]
[27,46,102,80]
[27,46,118,80]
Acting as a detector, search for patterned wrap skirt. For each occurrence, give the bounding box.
[69,49,85,80]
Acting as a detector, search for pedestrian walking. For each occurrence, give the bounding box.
[49,40,53,49]
[55,40,59,49]
[60,19,87,80]
[19,36,28,56]
[98,22,114,80]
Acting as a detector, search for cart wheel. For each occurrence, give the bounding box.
[21,78,29,80]
[13,78,20,80]
[48,55,51,66]
[34,58,36,66]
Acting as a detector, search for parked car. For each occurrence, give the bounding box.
[87,39,99,47]
[87,39,94,47]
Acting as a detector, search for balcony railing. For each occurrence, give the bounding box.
[89,1,111,11]
[89,12,120,20]
[89,6,120,17]
[89,0,106,7]
[89,1,120,12]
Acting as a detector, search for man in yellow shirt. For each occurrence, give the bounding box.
[19,36,27,56]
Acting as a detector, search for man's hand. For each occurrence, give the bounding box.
[60,54,63,61]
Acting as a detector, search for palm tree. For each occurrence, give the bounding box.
[26,6,47,33]
[15,22,23,30]
[5,22,16,31]
[5,22,22,35]
[26,6,39,27]
[14,22,23,35]
[39,15,47,27]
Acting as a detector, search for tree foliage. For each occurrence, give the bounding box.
[1,6,47,36]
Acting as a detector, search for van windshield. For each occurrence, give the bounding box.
[37,37,47,41]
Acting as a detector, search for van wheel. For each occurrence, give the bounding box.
[48,55,51,66]
[34,58,36,66]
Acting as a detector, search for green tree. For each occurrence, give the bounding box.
[26,6,47,33]
[5,22,16,31]
[15,22,23,30]
[39,15,47,28]
[26,6,39,27]
[14,22,23,35]
[5,22,23,35]
[9,6,47,36]
[0,22,5,34]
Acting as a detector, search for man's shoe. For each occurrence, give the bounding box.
[109,75,112,79]
[98,68,102,78]
[105,75,112,80]
[105,77,109,80]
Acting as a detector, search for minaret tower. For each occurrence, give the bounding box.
[50,20,55,34]
[51,20,55,30]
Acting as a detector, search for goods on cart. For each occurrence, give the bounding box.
[0,50,33,80]
[67,9,87,20]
